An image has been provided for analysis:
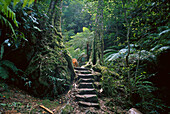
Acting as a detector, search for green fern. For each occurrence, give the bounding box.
[104,48,118,61]
[66,27,94,50]
[0,14,17,38]
[0,60,20,79]
[0,0,35,38]
[0,60,19,73]
[0,66,9,79]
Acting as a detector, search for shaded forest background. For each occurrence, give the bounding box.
[0,0,169,113]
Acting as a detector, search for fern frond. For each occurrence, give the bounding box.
[0,15,17,38]
[23,0,29,7]
[0,5,18,27]
[104,49,117,54]
[0,60,19,73]
[0,66,9,79]
[105,53,120,62]
[13,0,20,6]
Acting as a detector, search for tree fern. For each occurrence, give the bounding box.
[66,27,94,49]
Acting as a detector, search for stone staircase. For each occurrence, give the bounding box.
[74,67,101,108]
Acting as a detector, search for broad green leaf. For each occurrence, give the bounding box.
[83,27,90,32]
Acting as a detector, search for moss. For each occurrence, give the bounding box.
[0,0,75,99]
[61,104,73,114]
[27,46,74,97]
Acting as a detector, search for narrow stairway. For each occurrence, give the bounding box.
[74,67,100,108]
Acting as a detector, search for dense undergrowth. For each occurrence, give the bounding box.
[0,0,169,113]
[101,35,170,113]
[0,0,75,99]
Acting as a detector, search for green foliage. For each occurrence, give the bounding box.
[67,47,85,59]
[0,102,23,108]
[0,0,34,38]
[61,104,74,114]
[102,58,166,113]
[0,7,17,38]
[0,60,20,79]
[62,0,92,34]
[102,1,169,112]
[66,27,94,50]
[0,1,18,26]
[66,27,94,59]
[0,66,9,79]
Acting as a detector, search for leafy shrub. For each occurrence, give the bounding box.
[102,58,166,113]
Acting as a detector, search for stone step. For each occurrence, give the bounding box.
[74,67,89,70]
[75,70,91,74]
[78,83,94,88]
[78,74,94,79]
[76,94,98,103]
[78,88,97,95]
[78,101,100,108]
[78,78,94,83]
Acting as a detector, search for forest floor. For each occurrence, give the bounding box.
[0,82,127,114]
[0,84,64,113]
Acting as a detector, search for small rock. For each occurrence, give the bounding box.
[128,108,142,114]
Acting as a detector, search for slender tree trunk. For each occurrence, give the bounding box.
[100,0,104,64]
[87,42,89,61]
[93,0,104,65]
[83,0,104,68]
[122,0,132,102]
[122,0,130,67]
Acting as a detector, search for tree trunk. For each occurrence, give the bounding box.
[82,0,104,70]
[91,0,104,66]
[87,42,89,61]
[25,0,75,97]
[122,0,130,67]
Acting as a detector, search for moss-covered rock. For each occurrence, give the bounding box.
[0,0,75,98]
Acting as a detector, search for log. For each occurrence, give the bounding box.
[39,105,54,114]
